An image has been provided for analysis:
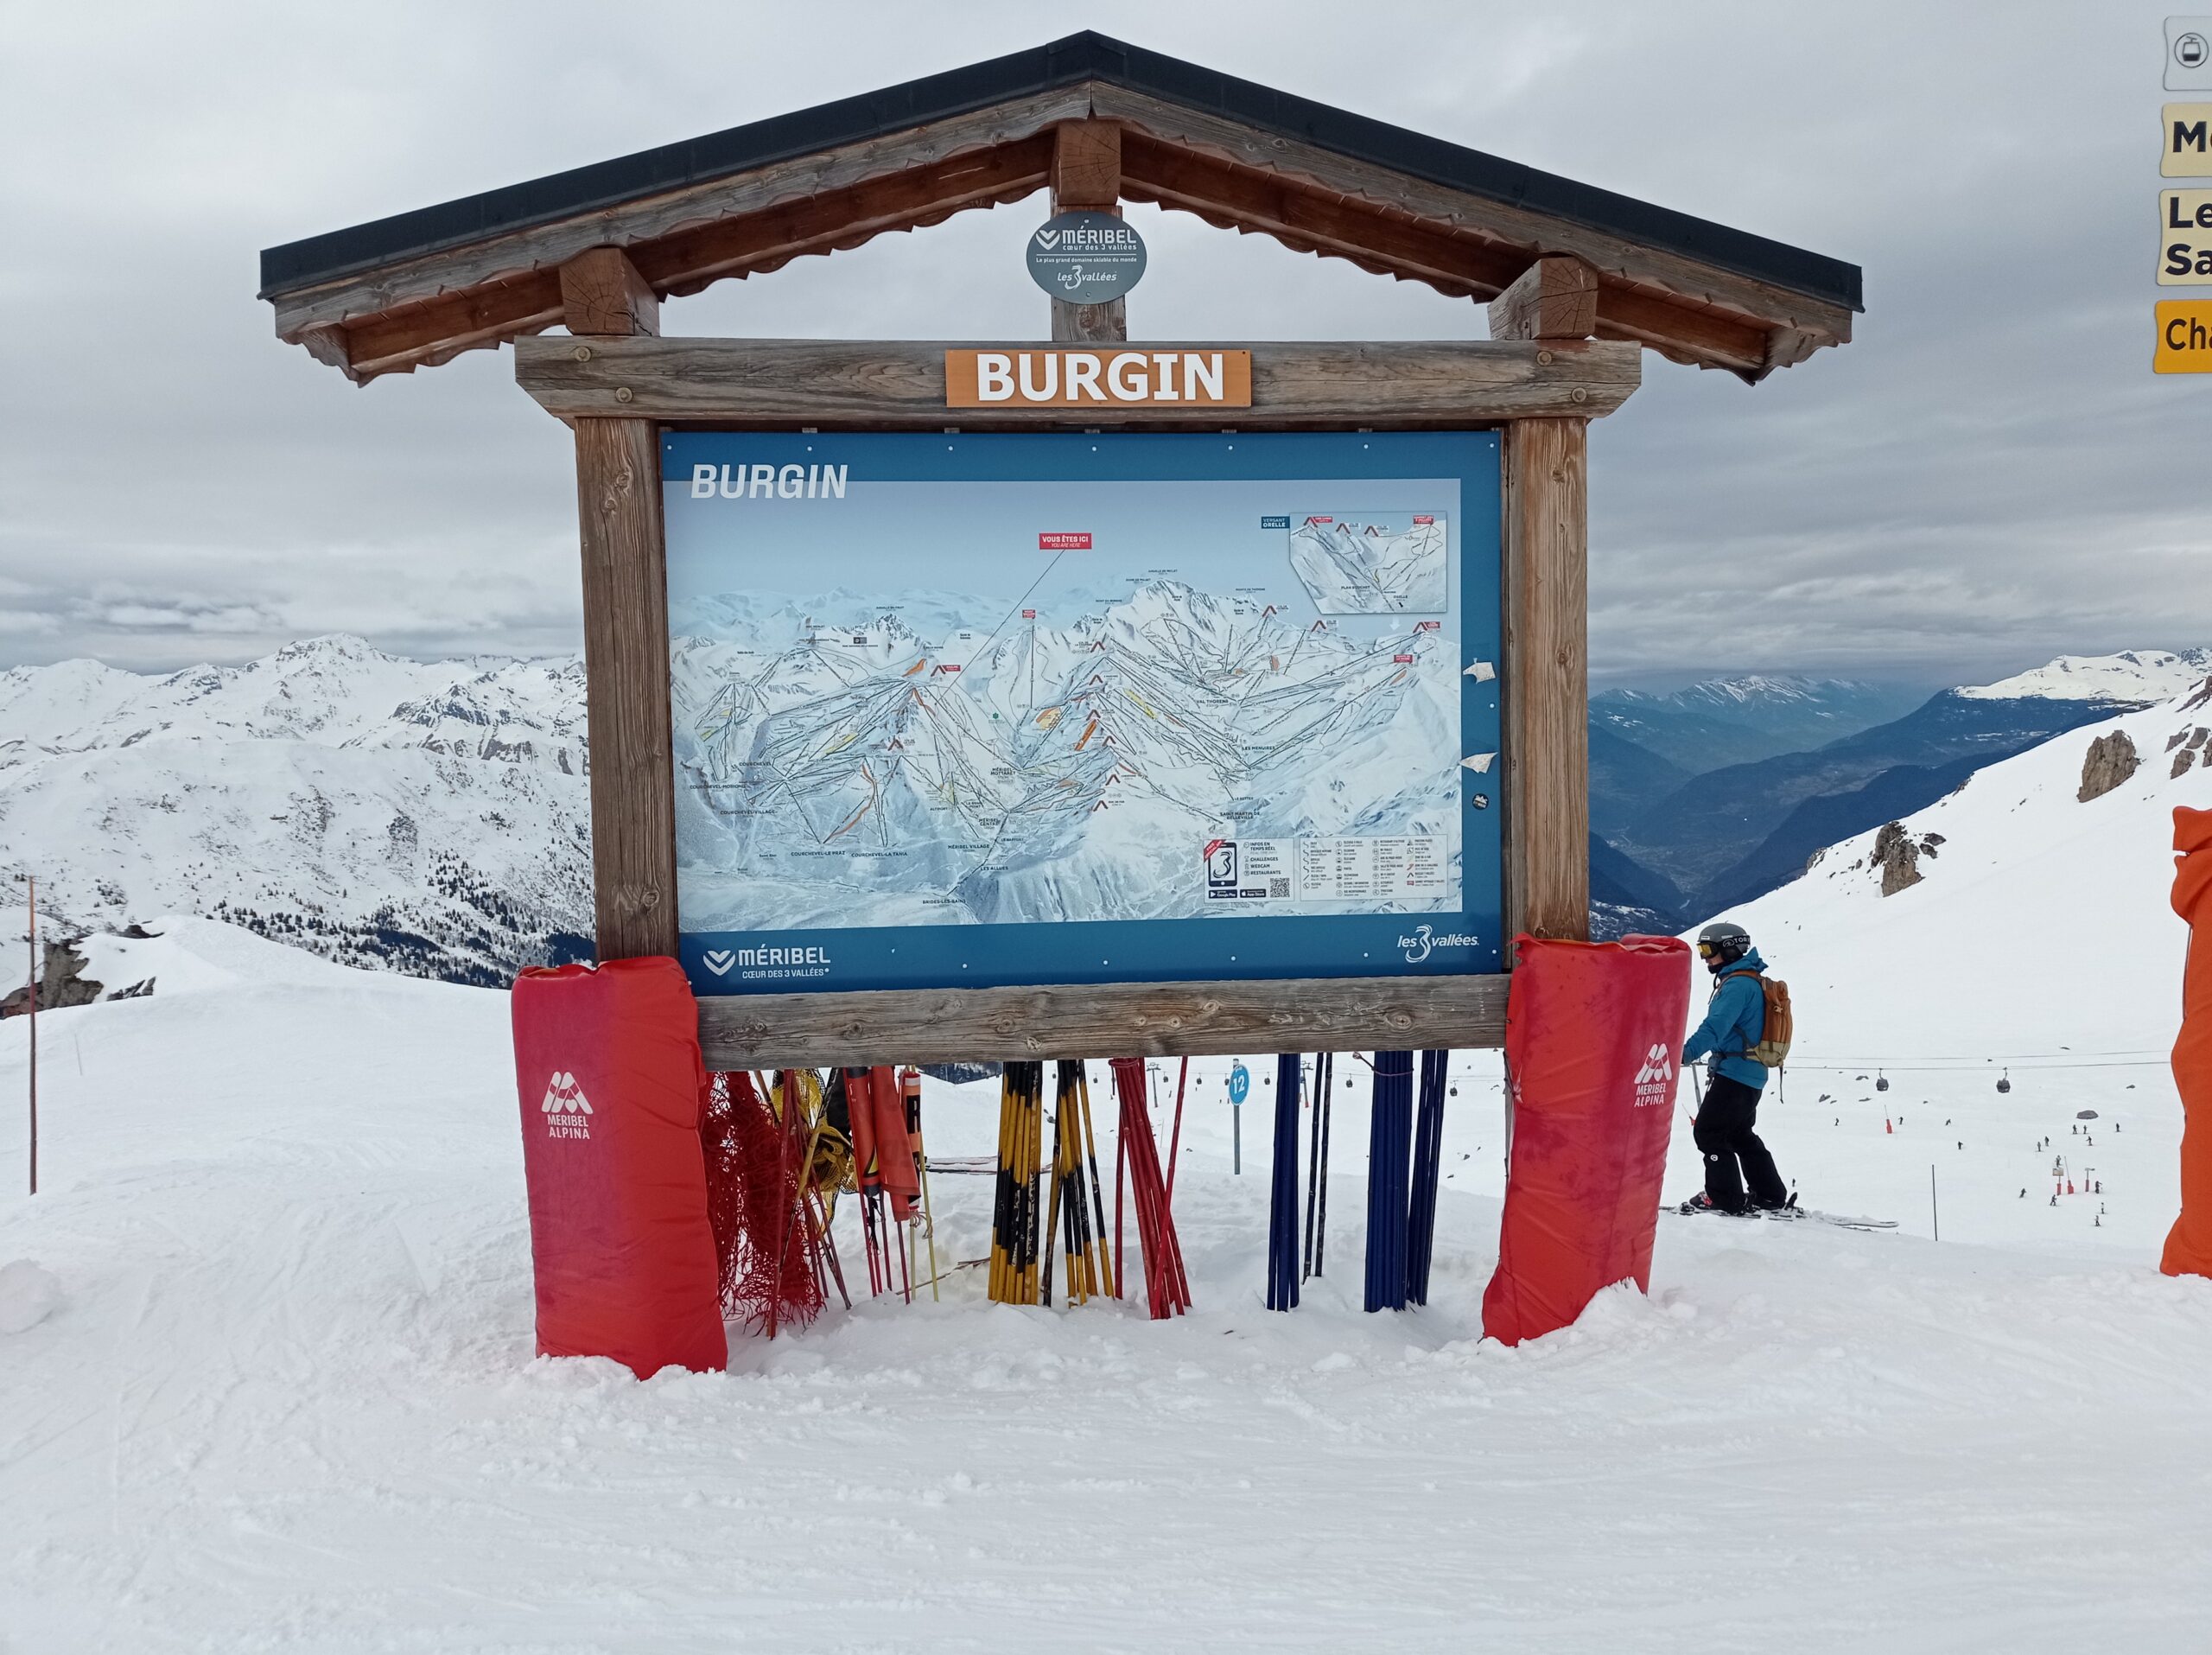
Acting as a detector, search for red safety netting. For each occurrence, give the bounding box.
[1482,933,1693,1347]
[512,958,726,1378]
[2162,806,2212,1279]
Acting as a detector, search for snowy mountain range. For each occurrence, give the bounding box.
[0,636,2199,982]
[1597,651,2206,926]
[1592,675,1927,776]
[1711,674,2212,1054]
[0,636,593,983]
[1955,648,2212,702]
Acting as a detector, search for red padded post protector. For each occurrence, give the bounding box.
[2163,806,2212,1279]
[1483,934,1693,1346]
[512,958,727,1377]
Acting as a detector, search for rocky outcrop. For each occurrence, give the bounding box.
[2078,730,2139,802]
[0,939,104,1018]
[1872,821,1924,896]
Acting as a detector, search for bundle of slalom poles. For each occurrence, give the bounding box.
[988,1062,1045,1304]
[1107,1056,1190,1319]
[1364,1050,1414,1312]
[1363,1048,1451,1312]
[1041,1061,1116,1307]
[1406,1050,1447,1306]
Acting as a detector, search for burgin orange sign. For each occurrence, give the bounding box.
[944,347,1252,408]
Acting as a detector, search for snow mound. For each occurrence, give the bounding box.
[0,1259,60,1333]
[72,914,372,997]
[1957,647,2212,702]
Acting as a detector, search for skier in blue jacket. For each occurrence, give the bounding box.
[1680,921,1790,1215]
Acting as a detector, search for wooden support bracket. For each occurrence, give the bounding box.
[560,247,660,338]
[1489,256,1599,342]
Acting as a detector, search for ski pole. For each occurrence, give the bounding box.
[1077,1066,1116,1301]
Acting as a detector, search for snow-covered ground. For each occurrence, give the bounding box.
[4,897,2212,1651]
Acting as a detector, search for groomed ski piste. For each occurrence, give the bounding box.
[4,684,2212,1650]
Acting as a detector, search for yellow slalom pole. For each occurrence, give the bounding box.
[1076,1066,1116,1302]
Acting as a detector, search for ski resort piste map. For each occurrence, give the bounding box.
[662,432,1503,994]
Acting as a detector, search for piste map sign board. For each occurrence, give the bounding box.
[661,430,1503,997]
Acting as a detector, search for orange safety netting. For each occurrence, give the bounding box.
[2161,805,2212,1279]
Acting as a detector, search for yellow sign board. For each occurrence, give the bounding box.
[2154,301,2212,372]
[2161,190,2212,282]
[944,348,1252,409]
[2164,104,2212,175]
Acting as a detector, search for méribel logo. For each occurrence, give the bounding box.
[542,1071,593,1138]
[1035,227,1061,250]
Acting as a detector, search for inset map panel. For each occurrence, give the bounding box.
[1288,512,1448,614]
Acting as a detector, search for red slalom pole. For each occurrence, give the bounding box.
[1114,1106,1128,1300]
[1165,1056,1189,1210]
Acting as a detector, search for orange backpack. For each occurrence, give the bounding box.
[1738,973,1794,1070]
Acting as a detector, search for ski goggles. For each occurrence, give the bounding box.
[1696,939,1721,958]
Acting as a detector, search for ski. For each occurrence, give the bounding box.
[1674,1198,1897,1232]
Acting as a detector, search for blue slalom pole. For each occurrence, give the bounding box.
[1365,1051,1414,1312]
[1266,1052,1302,1309]
[1406,1050,1447,1305]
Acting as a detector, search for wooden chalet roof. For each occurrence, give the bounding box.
[258,32,1861,385]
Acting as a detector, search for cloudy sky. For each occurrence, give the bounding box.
[3,1,2206,688]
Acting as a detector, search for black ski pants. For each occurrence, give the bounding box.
[1694,1073,1788,1213]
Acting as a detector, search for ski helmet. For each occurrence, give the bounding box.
[1695,921,1751,966]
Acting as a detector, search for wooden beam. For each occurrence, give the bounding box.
[331,143,1053,383]
[1591,284,1770,377]
[574,418,677,961]
[343,271,565,381]
[269,87,1091,336]
[296,324,358,382]
[697,972,1509,1068]
[1122,131,1525,296]
[1096,84,1856,361]
[1050,122,1126,345]
[560,247,658,337]
[1121,133,1787,376]
[1489,257,1599,341]
[1500,418,1590,944]
[514,336,1640,426]
[638,136,1052,301]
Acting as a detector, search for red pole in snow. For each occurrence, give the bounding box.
[1164,1057,1189,1212]
[22,875,35,1198]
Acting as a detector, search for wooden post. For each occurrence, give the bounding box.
[1493,254,1596,946]
[1049,122,1125,343]
[561,248,677,963]
[575,419,677,960]
[1501,417,1590,944]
